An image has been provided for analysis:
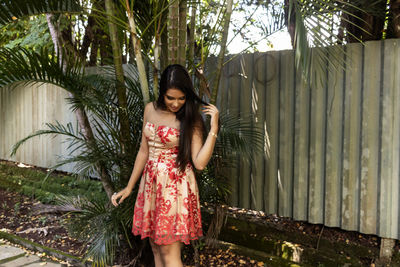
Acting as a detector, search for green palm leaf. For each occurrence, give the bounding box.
[0,47,85,94]
[56,193,137,266]
[10,121,85,157]
[0,0,82,26]
[288,0,374,86]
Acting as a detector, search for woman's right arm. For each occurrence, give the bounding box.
[111,103,151,206]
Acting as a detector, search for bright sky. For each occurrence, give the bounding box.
[227,29,292,54]
[226,1,293,54]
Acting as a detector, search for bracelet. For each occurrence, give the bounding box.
[209,132,218,138]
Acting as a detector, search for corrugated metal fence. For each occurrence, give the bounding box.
[213,39,400,240]
[1,39,400,239]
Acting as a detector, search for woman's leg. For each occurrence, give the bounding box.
[159,241,183,267]
[149,238,163,267]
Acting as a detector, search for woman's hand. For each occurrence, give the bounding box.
[202,104,219,132]
[111,187,132,207]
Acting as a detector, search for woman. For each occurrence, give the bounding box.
[111,64,219,267]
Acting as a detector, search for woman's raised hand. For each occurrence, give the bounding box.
[202,104,219,131]
[111,187,132,207]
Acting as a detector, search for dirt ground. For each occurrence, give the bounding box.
[0,188,266,266]
[0,159,396,266]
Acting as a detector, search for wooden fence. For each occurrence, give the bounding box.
[210,39,400,240]
[1,39,400,239]
[0,83,77,172]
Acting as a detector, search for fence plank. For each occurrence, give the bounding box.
[342,43,363,231]
[239,54,253,209]
[252,52,267,211]
[293,70,310,221]
[392,41,400,240]
[360,41,381,234]
[308,48,328,223]
[325,46,345,227]
[264,51,280,214]
[278,50,295,217]
[225,56,241,207]
[379,39,400,238]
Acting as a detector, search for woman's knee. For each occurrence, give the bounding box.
[149,239,161,255]
[159,242,181,259]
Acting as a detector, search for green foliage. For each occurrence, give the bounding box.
[0,47,85,93]
[0,15,53,50]
[0,0,82,26]
[198,111,265,204]
[0,161,107,204]
[57,193,138,266]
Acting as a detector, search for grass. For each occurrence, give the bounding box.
[0,161,107,204]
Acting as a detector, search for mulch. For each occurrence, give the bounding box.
[0,187,265,266]
[0,159,394,266]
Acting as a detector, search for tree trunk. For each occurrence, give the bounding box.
[154,33,161,99]
[79,14,95,61]
[125,0,151,104]
[178,0,187,66]
[89,38,99,66]
[284,0,295,47]
[46,14,115,199]
[105,0,132,181]
[210,0,233,105]
[387,0,400,38]
[188,4,197,73]
[160,8,169,71]
[339,0,386,43]
[168,0,179,64]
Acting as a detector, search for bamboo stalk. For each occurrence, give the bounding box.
[188,3,197,73]
[178,0,187,66]
[210,0,233,105]
[168,0,179,64]
[105,0,132,182]
[125,0,150,104]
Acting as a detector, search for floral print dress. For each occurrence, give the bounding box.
[131,122,203,245]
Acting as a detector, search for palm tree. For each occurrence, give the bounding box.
[0,0,377,265]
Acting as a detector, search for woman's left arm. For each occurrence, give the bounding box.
[191,104,219,170]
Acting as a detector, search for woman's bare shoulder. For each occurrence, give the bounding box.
[144,102,156,114]
[143,102,156,122]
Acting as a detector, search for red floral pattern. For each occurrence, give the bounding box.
[132,122,203,245]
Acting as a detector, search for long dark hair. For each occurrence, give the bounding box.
[155,64,207,171]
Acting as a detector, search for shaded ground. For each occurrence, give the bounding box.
[226,205,380,250]
[1,159,397,266]
[0,188,86,257]
[0,187,265,266]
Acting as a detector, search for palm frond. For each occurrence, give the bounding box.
[11,121,85,157]
[215,111,265,162]
[56,193,137,266]
[0,47,85,93]
[289,0,375,87]
[0,0,82,26]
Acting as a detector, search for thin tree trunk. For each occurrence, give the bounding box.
[388,0,400,38]
[178,0,187,66]
[168,0,179,64]
[188,4,197,73]
[99,29,112,65]
[89,39,99,66]
[160,8,169,71]
[79,15,95,61]
[210,0,233,105]
[46,14,115,199]
[154,33,161,99]
[105,0,132,174]
[284,0,295,47]
[125,0,150,104]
